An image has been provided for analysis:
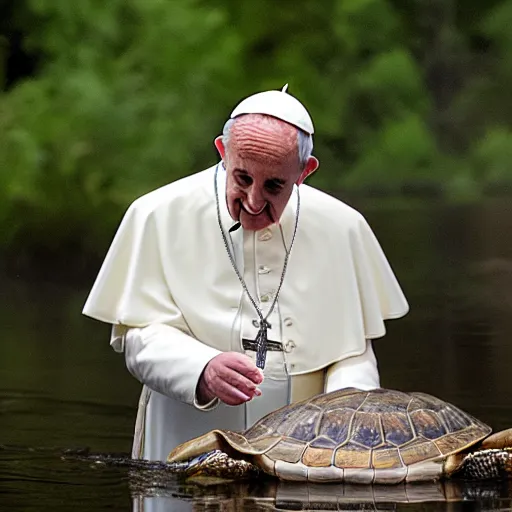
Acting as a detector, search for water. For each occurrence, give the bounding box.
[1,198,512,510]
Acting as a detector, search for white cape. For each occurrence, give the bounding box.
[84,164,409,375]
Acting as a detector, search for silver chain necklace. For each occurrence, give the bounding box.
[214,163,300,369]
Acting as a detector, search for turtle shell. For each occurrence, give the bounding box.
[218,388,492,483]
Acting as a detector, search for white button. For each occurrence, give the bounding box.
[284,317,293,327]
[284,340,296,353]
[258,265,271,274]
[258,228,273,242]
[260,290,275,303]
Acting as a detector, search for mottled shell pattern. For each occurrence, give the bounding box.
[218,388,492,484]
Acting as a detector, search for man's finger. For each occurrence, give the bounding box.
[202,352,265,405]
[214,365,261,397]
[221,353,264,384]
[212,378,251,405]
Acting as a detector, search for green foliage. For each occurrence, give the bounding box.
[482,0,512,56]
[346,113,439,189]
[0,0,245,255]
[1,0,512,261]
[472,128,512,185]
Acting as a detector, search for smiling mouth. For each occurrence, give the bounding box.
[241,202,267,216]
[238,202,276,225]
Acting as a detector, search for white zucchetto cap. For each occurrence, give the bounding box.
[230,84,314,135]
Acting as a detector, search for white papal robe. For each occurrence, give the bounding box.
[83,163,409,462]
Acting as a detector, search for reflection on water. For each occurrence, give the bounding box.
[1,198,512,510]
[128,472,512,510]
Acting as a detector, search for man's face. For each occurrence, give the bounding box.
[216,115,315,232]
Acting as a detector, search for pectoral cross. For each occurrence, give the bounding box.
[255,319,271,369]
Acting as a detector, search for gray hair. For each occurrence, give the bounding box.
[222,117,313,169]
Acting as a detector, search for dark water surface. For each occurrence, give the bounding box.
[1,198,512,510]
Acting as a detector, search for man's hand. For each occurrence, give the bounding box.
[197,352,264,406]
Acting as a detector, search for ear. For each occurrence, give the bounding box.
[214,136,226,160]
[296,156,319,185]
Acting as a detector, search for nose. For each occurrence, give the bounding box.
[245,188,266,215]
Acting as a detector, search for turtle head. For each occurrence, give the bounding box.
[168,449,260,479]
[167,430,262,480]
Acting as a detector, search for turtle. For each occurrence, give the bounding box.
[166,387,512,484]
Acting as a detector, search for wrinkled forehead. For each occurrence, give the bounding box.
[228,114,298,165]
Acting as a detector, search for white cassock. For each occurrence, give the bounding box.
[82,164,409,463]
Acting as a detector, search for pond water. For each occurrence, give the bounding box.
[1,197,512,511]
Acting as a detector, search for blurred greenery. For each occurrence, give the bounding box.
[1,0,512,265]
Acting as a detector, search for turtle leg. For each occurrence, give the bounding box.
[453,449,512,480]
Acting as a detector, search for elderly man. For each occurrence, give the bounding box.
[83,87,409,462]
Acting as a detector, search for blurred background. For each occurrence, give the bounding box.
[1,0,512,272]
[1,1,512,510]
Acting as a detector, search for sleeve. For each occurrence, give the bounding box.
[124,324,221,409]
[324,340,380,392]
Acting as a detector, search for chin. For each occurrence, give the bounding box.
[240,211,274,232]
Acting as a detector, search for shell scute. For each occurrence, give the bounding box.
[350,412,384,448]
[334,441,372,469]
[309,435,338,449]
[371,446,403,469]
[381,412,415,446]
[359,389,412,414]
[248,400,305,435]
[410,392,447,409]
[244,423,273,442]
[438,405,474,432]
[399,438,443,466]
[222,430,280,454]
[321,389,370,412]
[302,445,332,467]
[317,408,354,444]
[245,434,281,452]
[265,437,306,464]
[312,387,362,407]
[433,424,491,454]
[410,409,448,440]
[284,405,322,441]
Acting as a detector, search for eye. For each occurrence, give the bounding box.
[236,174,253,186]
[265,180,284,194]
